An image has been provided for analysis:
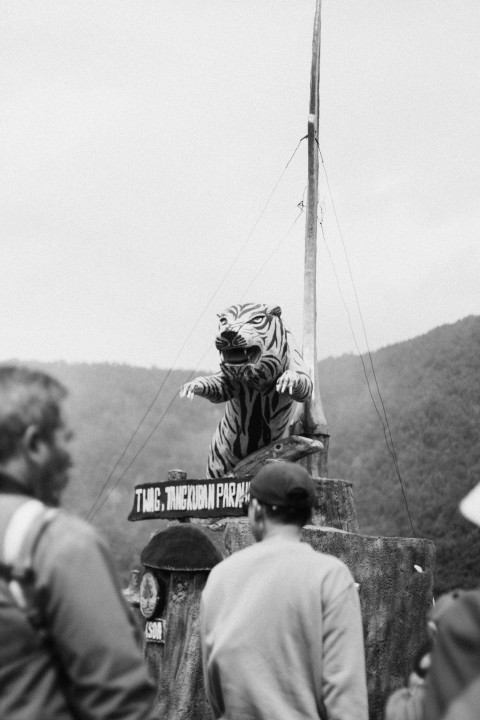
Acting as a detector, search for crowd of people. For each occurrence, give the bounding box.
[0,363,479,719]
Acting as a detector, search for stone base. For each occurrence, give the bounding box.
[312,477,359,532]
[145,571,212,720]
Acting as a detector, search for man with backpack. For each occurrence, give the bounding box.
[0,365,158,720]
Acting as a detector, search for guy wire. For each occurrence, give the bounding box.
[89,195,305,521]
[318,147,416,536]
[241,203,305,300]
[85,137,307,520]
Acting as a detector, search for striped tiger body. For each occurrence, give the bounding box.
[180,303,313,478]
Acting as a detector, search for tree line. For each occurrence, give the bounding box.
[14,314,480,594]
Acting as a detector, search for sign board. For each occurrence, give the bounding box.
[144,619,166,644]
[128,478,251,521]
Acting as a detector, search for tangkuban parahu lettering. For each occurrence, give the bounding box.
[134,481,250,515]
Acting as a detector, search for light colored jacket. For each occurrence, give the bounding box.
[201,537,368,720]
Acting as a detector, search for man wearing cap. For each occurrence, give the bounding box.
[200,461,368,720]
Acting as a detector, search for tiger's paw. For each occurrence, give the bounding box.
[180,379,204,400]
[276,370,302,396]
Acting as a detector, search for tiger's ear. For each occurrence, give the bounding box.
[268,305,282,318]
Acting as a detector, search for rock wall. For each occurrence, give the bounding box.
[144,571,212,720]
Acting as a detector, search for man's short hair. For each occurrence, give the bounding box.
[262,502,312,528]
[0,365,67,462]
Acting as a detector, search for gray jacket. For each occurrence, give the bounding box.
[0,491,158,720]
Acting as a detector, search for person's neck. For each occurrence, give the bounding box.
[0,458,32,495]
[0,470,31,496]
[261,521,302,543]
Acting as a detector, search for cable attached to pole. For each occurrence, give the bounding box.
[85,138,307,521]
[317,148,417,537]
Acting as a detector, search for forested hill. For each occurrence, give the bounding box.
[11,314,480,593]
[322,314,480,593]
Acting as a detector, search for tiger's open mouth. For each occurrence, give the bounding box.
[221,347,261,365]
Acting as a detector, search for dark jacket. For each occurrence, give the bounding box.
[424,589,480,720]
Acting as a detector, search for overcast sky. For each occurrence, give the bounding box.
[2,0,479,372]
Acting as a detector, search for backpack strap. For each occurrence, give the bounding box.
[1,499,58,625]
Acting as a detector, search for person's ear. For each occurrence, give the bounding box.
[252,498,266,524]
[22,425,49,464]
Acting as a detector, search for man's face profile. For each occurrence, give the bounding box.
[36,414,73,507]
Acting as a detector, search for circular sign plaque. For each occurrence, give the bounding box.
[139,571,161,619]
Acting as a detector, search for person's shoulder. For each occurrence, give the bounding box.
[440,588,480,632]
[40,509,108,558]
[30,509,115,587]
[297,543,357,594]
[301,541,352,573]
[51,508,99,536]
[216,540,258,566]
[205,541,258,581]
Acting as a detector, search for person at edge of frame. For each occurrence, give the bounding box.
[423,480,480,720]
[0,365,159,720]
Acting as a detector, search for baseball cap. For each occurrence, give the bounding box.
[459,481,480,527]
[249,461,315,509]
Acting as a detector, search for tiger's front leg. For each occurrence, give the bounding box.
[180,373,235,404]
[275,369,312,402]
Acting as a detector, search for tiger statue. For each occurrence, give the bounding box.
[180,302,313,478]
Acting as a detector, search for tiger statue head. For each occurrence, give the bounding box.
[215,302,289,390]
